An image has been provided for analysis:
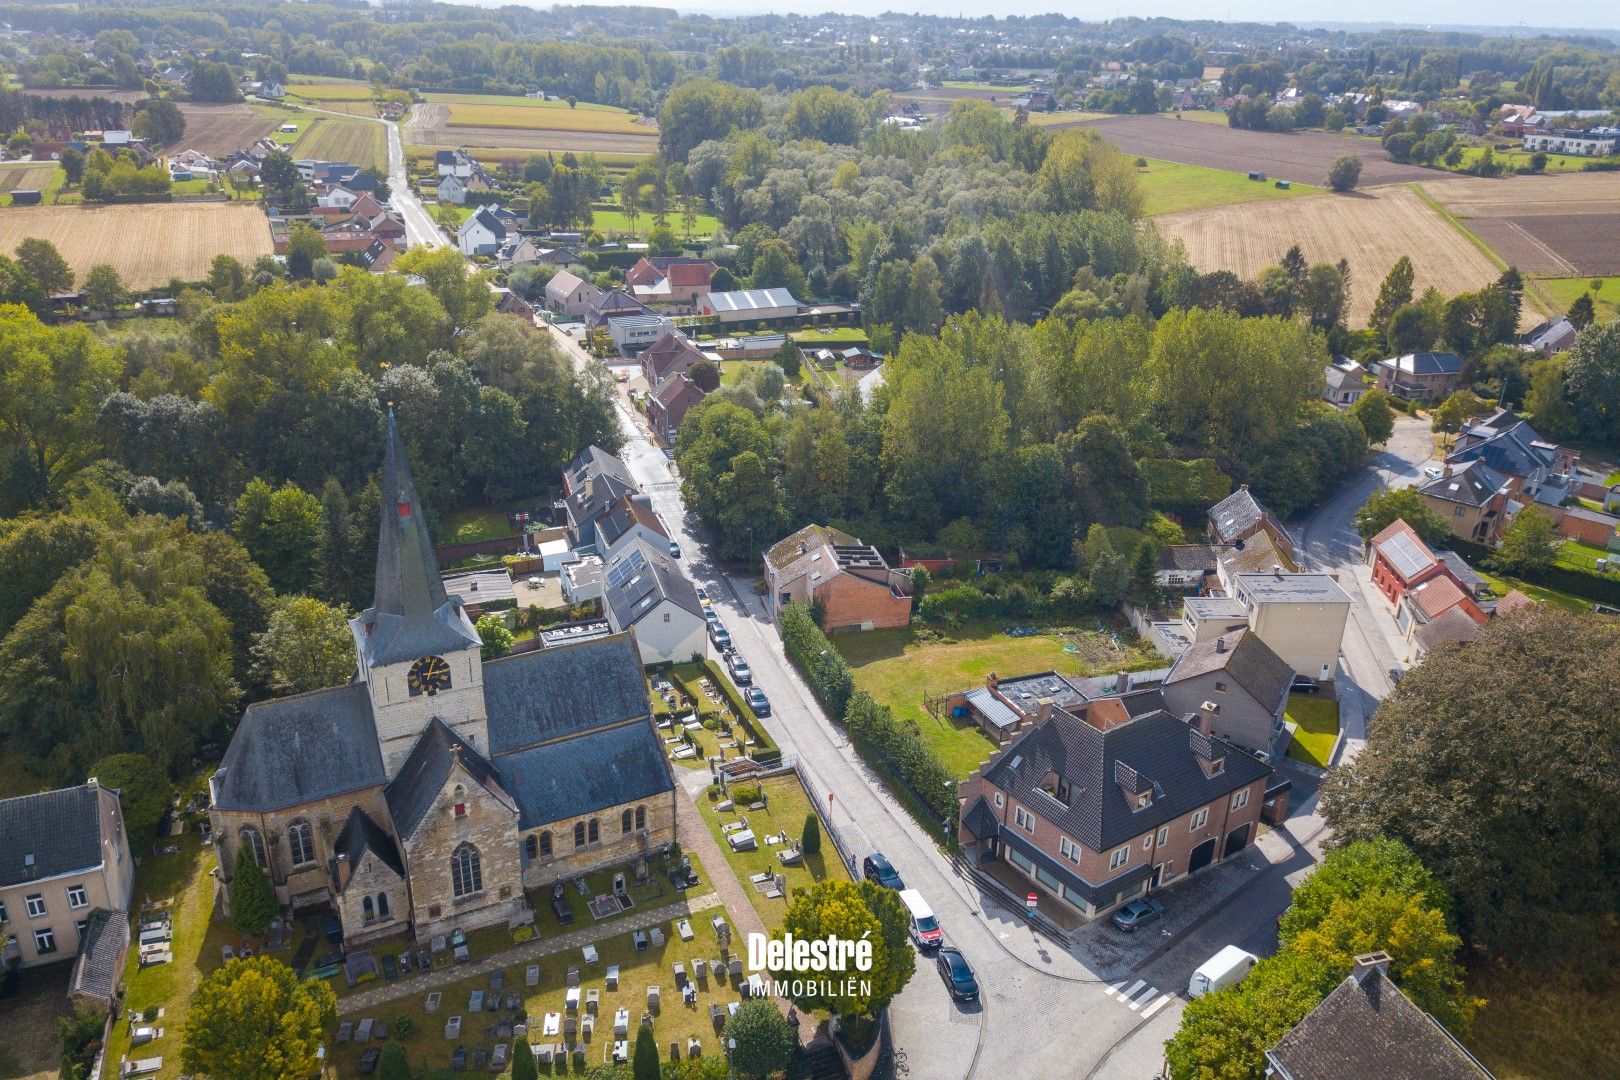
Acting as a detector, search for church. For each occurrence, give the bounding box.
[209,416,676,947]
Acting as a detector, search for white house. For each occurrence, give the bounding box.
[700,287,802,325]
[607,314,675,354]
[317,184,362,210]
[436,148,475,178]
[457,205,508,257]
[437,173,468,206]
[603,548,707,665]
[1522,129,1617,156]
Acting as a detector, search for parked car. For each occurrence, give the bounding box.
[695,586,710,606]
[704,607,721,627]
[745,686,771,717]
[862,852,904,891]
[1290,675,1319,694]
[710,623,732,650]
[936,946,980,1002]
[669,540,681,558]
[1111,896,1166,932]
[726,651,752,686]
[1423,465,1443,479]
[899,888,942,950]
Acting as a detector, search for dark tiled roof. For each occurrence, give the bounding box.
[565,472,639,535]
[1419,461,1510,508]
[385,719,513,841]
[1435,550,1485,594]
[962,796,998,841]
[1382,351,1464,376]
[1267,966,1494,1080]
[981,700,1270,852]
[1159,544,1219,573]
[333,806,404,879]
[214,683,385,811]
[493,721,673,830]
[605,548,703,628]
[482,633,651,754]
[564,445,634,492]
[0,783,109,888]
[1165,630,1292,714]
[70,908,129,1002]
[1446,423,1556,479]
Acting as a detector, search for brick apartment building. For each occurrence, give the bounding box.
[958,694,1270,922]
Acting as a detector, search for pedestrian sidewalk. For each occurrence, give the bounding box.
[950,809,1320,983]
[337,891,724,1016]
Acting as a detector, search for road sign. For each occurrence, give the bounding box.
[1026,893,1038,911]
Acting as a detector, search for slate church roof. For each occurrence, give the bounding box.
[213,682,384,812]
[333,806,405,881]
[483,633,653,752]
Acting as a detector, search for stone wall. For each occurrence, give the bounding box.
[519,790,677,891]
[402,758,523,944]
[211,786,392,904]
[336,850,409,947]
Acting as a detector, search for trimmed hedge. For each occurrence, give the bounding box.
[844,692,957,834]
[779,601,854,718]
[669,660,781,766]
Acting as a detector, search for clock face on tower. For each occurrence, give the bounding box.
[407,655,452,697]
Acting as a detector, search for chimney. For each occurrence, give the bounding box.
[1352,951,1391,983]
[584,475,594,501]
[1215,635,1227,653]
[1443,464,1453,479]
[1273,564,1283,578]
[986,672,999,689]
[1197,701,1219,735]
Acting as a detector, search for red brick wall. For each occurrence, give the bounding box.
[1560,512,1618,548]
[815,573,910,631]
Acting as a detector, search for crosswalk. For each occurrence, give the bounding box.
[1104,978,1178,1020]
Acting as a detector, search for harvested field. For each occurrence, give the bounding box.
[1157,186,1510,326]
[1068,114,1452,187]
[0,162,57,191]
[292,113,386,172]
[285,76,376,102]
[0,202,271,288]
[175,103,276,156]
[1421,172,1620,277]
[405,103,656,155]
[18,87,145,103]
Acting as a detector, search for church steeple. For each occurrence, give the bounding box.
[352,412,482,672]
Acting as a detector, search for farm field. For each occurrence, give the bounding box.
[1136,157,1319,216]
[406,102,657,156]
[1027,110,1109,126]
[293,113,387,172]
[0,162,63,204]
[1156,185,1518,326]
[442,101,648,134]
[0,202,271,288]
[1071,113,1445,187]
[285,75,377,102]
[1420,171,1620,277]
[16,86,145,102]
[175,102,277,156]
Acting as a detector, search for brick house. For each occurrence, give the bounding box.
[1558,506,1619,549]
[0,780,134,978]
[958,696,1270,922]
[763,524,912,632]
[1207,486,1297,564]
[1416,462,1511,544]
[648,372,706,443]
[1160,629,1294,760]
[639,330,706,389]
[544,270,605,320]
[209,417,675,948]
[1368,519,1453,604]
[626,257,719,306]
[1375,352,1465,401]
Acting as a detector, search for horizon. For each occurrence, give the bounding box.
[470,0,1620,35]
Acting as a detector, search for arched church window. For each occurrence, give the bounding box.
[287,820,315,867]
[621,809,633,835]
[574,822,586,849]
[524,835,538,861]
[588,818,599,844]
[451,842,483,898]
[540,831,552,857]
[239,826,266,867]
[377,892,390,919]
[635,805,646,831]
[363,896,375,923]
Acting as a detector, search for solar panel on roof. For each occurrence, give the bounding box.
[1382,531,1433,580]
[606,549,647,590]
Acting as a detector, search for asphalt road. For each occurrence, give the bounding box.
[295,101,445,250]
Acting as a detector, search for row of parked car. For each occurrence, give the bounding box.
[859,852,980,1004]
[697,586,770,717]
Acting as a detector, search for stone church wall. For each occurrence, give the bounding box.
[403,760,523,944]
[520,790,678,891]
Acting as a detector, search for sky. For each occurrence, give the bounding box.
[498,0,1620,34]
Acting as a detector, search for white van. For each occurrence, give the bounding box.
[898,888,942,951]
[1188,945,1259,997]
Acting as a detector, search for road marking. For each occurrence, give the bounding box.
[1110,979,1146,1001]
[1127,989,1157,1011]
[1140,993,1176,1020]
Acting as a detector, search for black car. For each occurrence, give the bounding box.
[936,946,979,1003]
[862,852,904,890]
[1290,675,1320,694]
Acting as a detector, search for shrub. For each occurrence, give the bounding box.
[780,601,854,715]
[801,812,822,855]
[844,692,956,831]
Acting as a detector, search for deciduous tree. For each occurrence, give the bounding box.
[1352,486,1451,546]
[88,753,170,841]
[725,998,796,1080]
[1369,256,1415,334]
[1490,505,1559,574]
[778,880,914,1041]
[251,596,354,695]
[182,955,335,1080]
[1347,386,1394,444]
[1327,154,1363,192]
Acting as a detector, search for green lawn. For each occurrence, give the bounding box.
[694,773,848,932]
[1137,157,1320,216]
[833,619,1161,779]
[1473,567,1593,614]
[720,358,803,387]
[326,910,750,1078]
[1285,694,1340,768]
[1168,109,1234,126]
[1446,144,1620,174]
[941,81,1032,93]
[790,327,869,347]
[1533,276,1619,325]
[587,206,721,239]
[440,506,514,545]
[1555,540,1617,573]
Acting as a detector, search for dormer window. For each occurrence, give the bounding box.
[1135,791,1152,809]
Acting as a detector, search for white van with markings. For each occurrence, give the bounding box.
[898,888,942,951]
[1188,945,1259,997]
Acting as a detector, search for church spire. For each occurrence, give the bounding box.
[373,410,450,619]
[353,411,480,670]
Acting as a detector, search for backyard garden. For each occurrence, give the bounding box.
[1284,694,1341,769]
